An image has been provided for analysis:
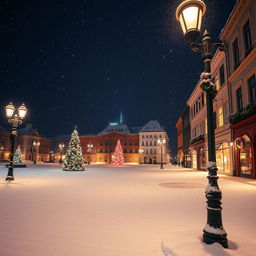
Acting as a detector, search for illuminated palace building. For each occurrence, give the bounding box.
[78,115,170,164]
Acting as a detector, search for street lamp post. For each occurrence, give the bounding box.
[138,148,144,164]
[33,140,40,164]
[0,146,4,160]
[176,0,228,248]
[157,138,166,169]
[5,102,28,181]
[59,143,65,164]
[87,143,93,165]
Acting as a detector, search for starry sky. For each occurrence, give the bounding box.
[0,0,236,149]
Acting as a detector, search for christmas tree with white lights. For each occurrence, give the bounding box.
[14,145,22,164]
[63,129,84,171]
[113,140,124,166]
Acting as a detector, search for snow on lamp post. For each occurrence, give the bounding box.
[5,102,28,181]
[59,143,65,164]
[87,143,93,165]
[157,138,166,169]
[138,148,144,165]
[33,140,40,164]
[176,0,228,248]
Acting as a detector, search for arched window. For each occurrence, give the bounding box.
[142,142,144,146]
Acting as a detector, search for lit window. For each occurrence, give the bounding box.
[217,106,224,127]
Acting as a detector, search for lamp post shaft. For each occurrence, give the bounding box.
[160,145,163,169]
[6,127,16,181]
[201,31,228,248]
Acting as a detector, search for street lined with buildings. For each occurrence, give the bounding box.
[176,0,256,179]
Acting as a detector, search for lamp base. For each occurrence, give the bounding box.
[5,176,14,181]
[203,230,228,248]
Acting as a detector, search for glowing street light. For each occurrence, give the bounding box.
[157,138,166,169]
[87,143,93,165]
[175,0,228,248]
[138,148,144,165]
[33,140,40,164]
[59,143,65,164]
[5,102,28,181]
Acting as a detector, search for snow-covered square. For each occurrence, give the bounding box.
[0,164,255,256]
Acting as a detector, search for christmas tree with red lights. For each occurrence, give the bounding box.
[113,139,124,166]
[63,129,84,171]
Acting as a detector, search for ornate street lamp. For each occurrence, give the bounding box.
[138,148,144,165]
[87,143,93,165]
[157,138,166,169]
[5,102,28,181]
[33,140,40,164]
[58,143,65,164]
[176,0,228,248]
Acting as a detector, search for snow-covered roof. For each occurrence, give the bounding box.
[99,124,131,135]
[139,120,165,132]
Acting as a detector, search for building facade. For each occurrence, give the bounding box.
[139,121,169,164]
[181,105,191,168]
[176,0,256,178]
[176,117,183,165]
[0,124,51,162]
[220,0,256,178]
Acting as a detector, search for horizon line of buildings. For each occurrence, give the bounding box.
[176,0,256,178]
[0,117,170,165]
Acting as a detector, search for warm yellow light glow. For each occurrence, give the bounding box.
[182,6,199,32]
[17,103,28,119]
[5,102,15,118]
[230,142,234,147]
[175,0,206,35]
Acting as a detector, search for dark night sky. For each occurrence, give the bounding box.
[0,0,236,148]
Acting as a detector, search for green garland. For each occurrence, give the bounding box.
[200,81,217,99]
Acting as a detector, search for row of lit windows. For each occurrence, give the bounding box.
[191,103,228,139]
[191,93,204,118]
[98,148,138,153]
[98,141,138,146]
[144,148,157,155]
[141,134,163,139]
[141,141,157,146]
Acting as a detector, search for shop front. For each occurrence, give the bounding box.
[232,114,256,178]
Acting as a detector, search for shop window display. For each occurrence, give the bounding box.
[236,135,252,176]
[192,150,197,169]
[216,142,230,173]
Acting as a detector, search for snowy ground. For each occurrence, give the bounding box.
[0,164,255,256]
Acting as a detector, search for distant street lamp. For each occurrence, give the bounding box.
[59,143,65,164]
[33,140,40,164]
[87,143,93,165]
[138,148,144,164]
[5,102,28,181]
[157,138,166,169]
[176,0,228,248]
[0,146,4,160]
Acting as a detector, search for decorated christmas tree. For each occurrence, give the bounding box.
[113,139,124,166]
[14,145,22,164]
[63,129,84,171]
